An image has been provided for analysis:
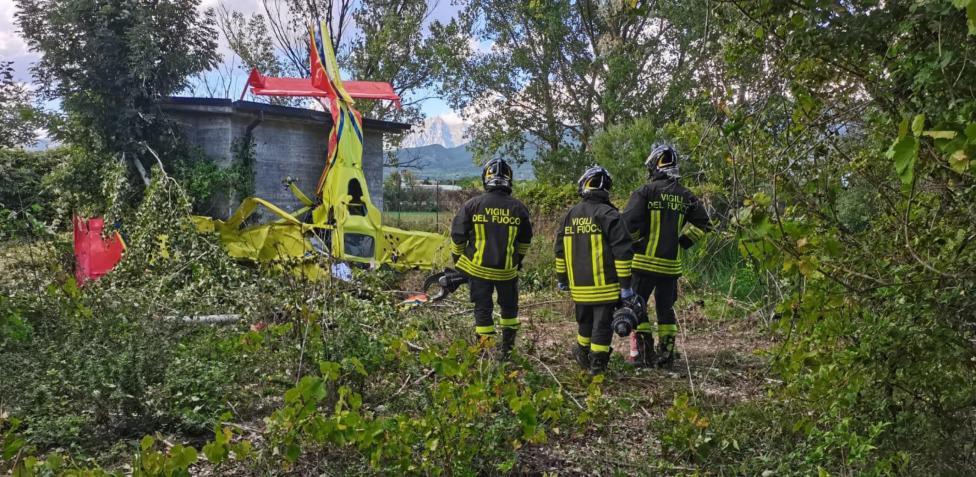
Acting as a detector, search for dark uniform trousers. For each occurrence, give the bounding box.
[575,304,614,353]
[469,277,519,336]
[632,271,678,338]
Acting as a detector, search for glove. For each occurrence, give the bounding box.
[620,288,635,300]
[557,281,569,292]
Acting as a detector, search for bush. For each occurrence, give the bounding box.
[0,148,65,239]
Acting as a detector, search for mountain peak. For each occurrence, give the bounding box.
[401,113,470,148]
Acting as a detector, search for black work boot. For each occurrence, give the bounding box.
[590,351,610,376]
[573,344,590,370]
[630,333,655,368]
[497,328,517,361]
[655,335,676,368]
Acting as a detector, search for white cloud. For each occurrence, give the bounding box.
[466,36,497,55]
[0,0,28,57]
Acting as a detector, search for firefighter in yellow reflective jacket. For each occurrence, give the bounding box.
[623,145,710,367]
[555,166,634,375]
[450,159,532,359]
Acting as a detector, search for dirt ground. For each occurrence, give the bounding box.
[509,290,776,475]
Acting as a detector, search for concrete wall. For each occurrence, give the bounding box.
[242,114,329,216]
[162,99,406,220]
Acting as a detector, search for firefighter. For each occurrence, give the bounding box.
[555,166,634,375]
[623,145,710,367]
[450,159,533,360]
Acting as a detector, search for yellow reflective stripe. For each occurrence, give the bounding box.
[614,259,632,278]
[646,209,661,256]
[476,325,496,335]
[658,324,678,336]
[457,256,518,281]
[632,253,682,276]
[563,236,575,287]
[569,283,620,303]
[577,335,591,346]
[450,241,465,254]
[498,317,520,329]
[516,242,530,254]
[630,231,641,241]
[555,258,567,273]
[474,223,486,265]
[505,226,516,270]
[590,343,610,353]
[634,254,681,265]
[592,233,605,286]
[683,224,705,243]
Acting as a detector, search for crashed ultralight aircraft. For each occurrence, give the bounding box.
[192,22,448,277]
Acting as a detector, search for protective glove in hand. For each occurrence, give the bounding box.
[620,288,635,300]
[557,281,570,292]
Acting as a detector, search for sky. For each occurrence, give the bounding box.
[0,0,458,117]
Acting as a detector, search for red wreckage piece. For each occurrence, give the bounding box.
[73,216,125,284]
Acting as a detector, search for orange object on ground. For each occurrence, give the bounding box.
[73,216,125,284]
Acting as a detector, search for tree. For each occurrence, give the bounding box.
[668,1,976,472]
[15,0,220,166]
[441,0,715,183]
[0,62,45,149]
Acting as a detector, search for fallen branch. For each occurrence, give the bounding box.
[164,314,241,324]
[526,354,584,410]
[390,368,436,399]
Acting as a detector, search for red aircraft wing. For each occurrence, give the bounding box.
[241,68,401,108]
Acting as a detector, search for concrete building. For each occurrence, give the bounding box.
[161,97,410,219]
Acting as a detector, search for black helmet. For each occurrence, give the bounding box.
[577,165,613,198]
[645,145,680,179]
[482,158,514,192]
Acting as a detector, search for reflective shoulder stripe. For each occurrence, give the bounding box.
[590,233,605,286]
[646,209,661,257]
[563,235,575,287]
[504,226,516,270]
[473,223,486,265]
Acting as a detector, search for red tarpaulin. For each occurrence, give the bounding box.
[73,216,125,284]
[241,68,401,108]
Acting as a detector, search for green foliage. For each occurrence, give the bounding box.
[266,340,567,475]
[591,118,660,194]
[512,180,577,216]
[659,1,976,473]
[662,394,713,462]
[0,148,63,239]
[444,0,712,171]
[14,0,220,207]
[0,174,294,448]
[0,61,46,149]
[41,147,129,221]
